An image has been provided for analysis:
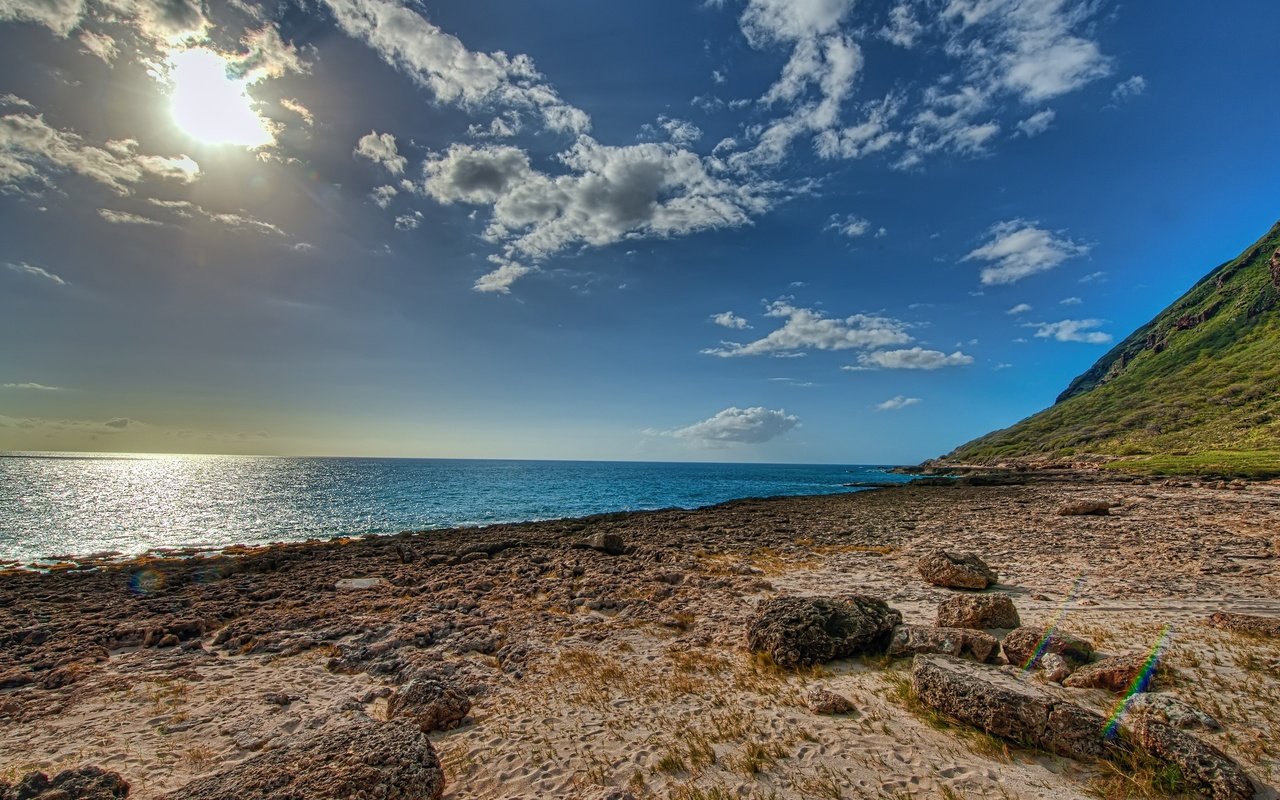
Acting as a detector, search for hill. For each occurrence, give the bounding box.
[943,219,1280,475]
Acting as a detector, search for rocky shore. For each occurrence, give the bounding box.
[2,478,1279,799]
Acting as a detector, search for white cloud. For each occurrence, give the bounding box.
[669,405,799,446]
[711,311,751,329]
[1028,318,1112,344]
[1006,302,1032,314]
[1079,270,1106,283]
[370,184,397,208]
[854,347,974,370]
[98,208,162,225]
[4,261,66,285]
[648,115,703,147]
[1,108,199,195]
[145,199,284,236]
[964,219,1088,285]
[1015,108,1055,137]
[322,0,590,135]
[876,395,921,411]
[879,3,923,48]
[0,0,210,46]
[354,131,406,175]
[703,298,912,357]
[78,29,117,62]
[473,258,533,294]
[394,210,422,230]
[2,382,64,390]
[1111,74,1146,102]
[826,213,871,237]
[280,98,314,126]
[1059,295,1082,305]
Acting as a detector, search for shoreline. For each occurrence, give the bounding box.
[3,477,1278,798]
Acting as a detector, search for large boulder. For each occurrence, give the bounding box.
[162,722,445,800]
[1063,652,1155,693]
[887,625,999,664]
[1001,626,1094,669]
[585,532,626,556]
[936,593,1020,629]
[746,595,902,668]
[1128,717,1255,800]
[917,550,997,590]
[910,654,1113,761]
[0,767,129,799]
[387,678,470,733]
[1207,611,1280,638]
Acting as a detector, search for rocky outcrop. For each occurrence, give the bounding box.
[935,593,1020,629]
[162,723,445,800]
[916,550,997,590]
[0,767,129,799]
[887,625,999,663]
[387,677,471,732]
[1057,500,1111,516]
[806,687,855,714]
[1129,717,1256,800]
[1207,611,1280,638]
[1124,693,1220,731]
[1001,626,1094,669]
[909,654,1113,760]
[1063,652,1154,693]
[1271,247,1280,291]
[584,532,626,556]
[745,595,902,668]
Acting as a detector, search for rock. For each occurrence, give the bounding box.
[917,550,997,590]
[0,767,130,799]
[1001,626,1094,669]
[262,692,300,706]
[161,722,444,800]
[887,625,999,664]
[1063,652,1155,693]
[745,595,902,668]
[910,654,1113,761]
[1207,611,1280,638]
[585,532,626,556]
[1124,693,1220,731]
[1129,717,1255,800]
[935,593,1020,629]
[1039,653,1073,683]
[158,634,180,648]
[387,678,470,732]
[334,578,381,590]
[806,687,855,715]
[1057,500,1111,516]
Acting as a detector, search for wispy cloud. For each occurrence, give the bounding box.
[852,347,974,370]
[1006,303,1032,315]
[965,219,1089,285]
[827,213,872,238]
[5,261,66,285]
[711,311,752,330]
[1027,318,1112,344]
[2,382,64,390]
[98,208,163,226]
[876,395,920,411]
[1112,75,1147,102]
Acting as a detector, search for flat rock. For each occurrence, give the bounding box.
[806,687,855,715]
[1207,611,1280,638]
[745,595,902,668]
[910,654,1113,761]
[1129,717,1255,800]
[334,578,381,590]
[161,722,444,800]
[1057,500,1112,516]
[387,678,470,733]
[0,767,129,799]
[1063,652,1155,693]
[887,624,999,663]
[585,532,626,556]
[1123,692,1220,731]
[936,593,1020,629]
[1002,626,1094,669]
[917,550,997,590]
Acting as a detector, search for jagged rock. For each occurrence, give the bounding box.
[1039,653,1073,683]
[1063,652,1155,693]
[1129,717,1255,800]
[910,654,1113,761]
[745,595,902,668]
[806,687,855,714]
[585,532,626,556]
[1057,500,1112,516]
[917,550,997,590]
[0,767,129,799]
[161,722,444,800]
[1002,626,1094,669]
[887,625,999,663]
[1124,693,1220,731]
[1207,611,1280,638]
[387,678,470,732]
[936,593,1020,629]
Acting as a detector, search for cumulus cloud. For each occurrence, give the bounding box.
[1006,303,1032,315]
[711,311,751,329]
[1015,109,1055,137]
[964,219,1088,285]
[0,0,210,47]
[1028,318,1112,343]
[394,210,422,230]
[826,213,871,237]
[641,115,702,147]
[1112,74,1146,102]
[370,184,397,208]
[4,261,66,285]
[669,405,799,446]
[854,347,974,370]
[703,299,913,357]
[354,131,406,175]
[98,208,162,225]
[876,395,921,411]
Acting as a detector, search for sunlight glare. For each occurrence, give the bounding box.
[166,48,274,147]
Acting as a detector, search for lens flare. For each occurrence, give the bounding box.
[1020,575,1086,670]
[165,48,274,147]
[129,568,165,595]
[1103,625,1172,738]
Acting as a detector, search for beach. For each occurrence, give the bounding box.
[2,476,1278,799]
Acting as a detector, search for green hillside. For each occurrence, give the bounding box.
[945,220,1280,473]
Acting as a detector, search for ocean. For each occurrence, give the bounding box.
[0,453,914,564]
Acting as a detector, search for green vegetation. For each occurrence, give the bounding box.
[946,220,1280,469]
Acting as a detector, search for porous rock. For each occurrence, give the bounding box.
[910,654,1112,761]
[1129,717,1255,800]
[746,595,901,668]
[917,550,997,590]
[387,678,470,732]
[1063,652,1154,693]
[160,722,444,800]
[1002,626,1094,669]
[887,624,999,663]
[936,593,1020,629]
[1207,611,1280,638]
[806,687,855,715]
[1057,500,1111,516]
[1039,653,1073,683]
[1124,693,1220,731]
[0,766,129,799]
[585,532,626,556]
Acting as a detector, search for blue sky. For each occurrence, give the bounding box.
[1,0,1277,462]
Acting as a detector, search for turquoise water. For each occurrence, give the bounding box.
[0,454,912,563]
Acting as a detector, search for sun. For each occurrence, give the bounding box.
[165,48,274,147]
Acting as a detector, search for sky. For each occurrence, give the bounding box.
[1,0,1277,463]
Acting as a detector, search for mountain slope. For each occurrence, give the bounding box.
[946,220,1280,465]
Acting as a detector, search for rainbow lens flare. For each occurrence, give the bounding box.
[1102,624,1172,738]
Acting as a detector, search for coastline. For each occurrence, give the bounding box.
[3,477,1278,798]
